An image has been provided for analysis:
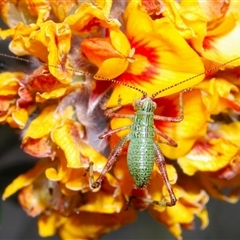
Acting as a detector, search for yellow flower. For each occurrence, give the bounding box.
[178,122,240,176]
[149,174,209,239]
[82,4,205,106]
[0,0,51,26]
[1,0,240,239]
[38,209,136,239]
[0,72,35,128]
[64,1,119,35]
[2,158,132,237]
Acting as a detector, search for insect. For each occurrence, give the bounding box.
[1,52,240,207]
[88,57,240,207]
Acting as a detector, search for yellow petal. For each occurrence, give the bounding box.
[51,120,84,168]
[23,105,60,140]
[58,210,136,239]
[110,29,131,57]
[38,212,66,237]
[202,15,240,64]
[12,108,29,129]
[2,159,52,200]
[64,2,120,34]
[96,58,129,79]
[178,137,239,176]
[160,90,208,159]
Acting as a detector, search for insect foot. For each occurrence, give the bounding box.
[89,162,102,189]
[91,181,100,189]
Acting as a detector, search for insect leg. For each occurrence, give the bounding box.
[104,95,134,119]
[154,91,184,122]
[154,128,177,147]
[153,143,177,206]
[90,135,129,188]
[99,125,131,139]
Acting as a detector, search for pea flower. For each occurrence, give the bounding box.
[1,0,240,239]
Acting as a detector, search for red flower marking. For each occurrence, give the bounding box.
[203,36,213,50]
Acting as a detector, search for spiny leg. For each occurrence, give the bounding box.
[99,125,131,139]
[154,128,178,147]
[153,143,177,206]
[154,91,184,122]
[90,135,129,188]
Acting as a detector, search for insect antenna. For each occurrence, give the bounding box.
[0,52,147,96]
[151,56,240,99]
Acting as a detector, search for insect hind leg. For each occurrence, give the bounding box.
[90,135,129,189]
[153,143,177,206]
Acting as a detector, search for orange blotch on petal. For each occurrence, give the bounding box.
[28,66,64,92]
[22,136,56,159]
[81,38,124,67]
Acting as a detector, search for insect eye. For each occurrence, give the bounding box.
[136,99,142,106]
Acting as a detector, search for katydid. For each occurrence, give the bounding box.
[88,57,240,207]
[1,52,240,207]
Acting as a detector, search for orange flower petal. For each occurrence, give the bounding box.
[22,136,56,159]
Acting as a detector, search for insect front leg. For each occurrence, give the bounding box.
[154,91,184,122]
[154,128,178,147]
[104,95,134,119]
[153,143,177,206]
[90,135,129,189]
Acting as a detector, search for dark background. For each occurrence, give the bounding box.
[1,18,240,240]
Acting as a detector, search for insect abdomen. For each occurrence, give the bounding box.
[127,138,155,188]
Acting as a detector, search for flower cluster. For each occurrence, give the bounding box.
[1,0,240,239]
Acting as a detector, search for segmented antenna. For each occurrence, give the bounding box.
[151,56,240,99]
[0,52,147,96]
[1,53,240,99]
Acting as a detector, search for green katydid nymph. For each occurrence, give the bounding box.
[1,52,240,207]
[89,56,240,207]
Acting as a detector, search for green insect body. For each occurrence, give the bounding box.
[91,94,180,206]
[127,97,156,188]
